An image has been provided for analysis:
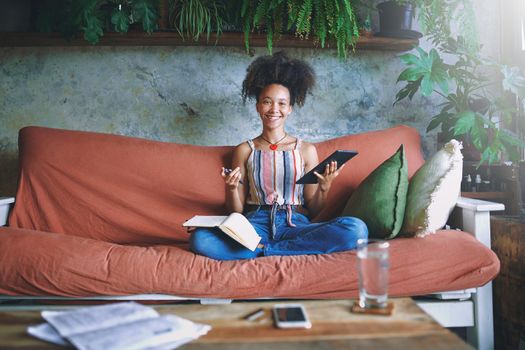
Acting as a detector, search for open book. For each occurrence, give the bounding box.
[183,212,261,251]
[27,302,211,350]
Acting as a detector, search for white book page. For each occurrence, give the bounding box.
[182,216,227,227]
[27,323,70,346]
[42,302,159,337]
[221,212,261,251]
[67,315,211,350]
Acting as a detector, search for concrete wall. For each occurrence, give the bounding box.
[0,0,501,196]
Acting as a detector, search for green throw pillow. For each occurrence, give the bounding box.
[401,139,463,237]
[342,145,408,239]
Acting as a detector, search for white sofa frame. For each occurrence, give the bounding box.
[0,196,504,350]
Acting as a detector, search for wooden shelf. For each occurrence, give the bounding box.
[0,31,418,51]
[461,192,508,200]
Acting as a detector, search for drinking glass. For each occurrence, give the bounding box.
[356,238,390,308]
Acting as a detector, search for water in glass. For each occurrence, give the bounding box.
[357,240,389,308]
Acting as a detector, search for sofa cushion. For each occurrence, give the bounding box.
[9,125,424,244]
[313,125,424,222]
[10,126,233,244]
[401,139,463,237]
[0,226,499,299]
[341,145,408,239]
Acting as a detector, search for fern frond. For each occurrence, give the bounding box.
[254,0,270,27]
[273,1,286,35]
[295,0,313,37]
[324,0,335,33]
[242,0,255,52]
[454,0,479,53]
[266,16,274,54]
[287,0,300,31]
[240,0,250,17]
[313,0,327,47]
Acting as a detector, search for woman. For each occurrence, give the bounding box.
[190,51,367,260]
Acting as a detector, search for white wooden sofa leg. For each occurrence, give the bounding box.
[0,197,15,226]
[456,197,504,350]
[468,281,494,350]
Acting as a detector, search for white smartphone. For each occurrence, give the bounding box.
[272,303,312,329]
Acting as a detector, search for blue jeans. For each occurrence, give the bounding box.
[190,208,368,260]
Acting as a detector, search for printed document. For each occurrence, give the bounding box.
[27,302,211,350]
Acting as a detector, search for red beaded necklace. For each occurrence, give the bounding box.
[260,133,287,150]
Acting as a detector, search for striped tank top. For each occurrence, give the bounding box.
[245,139,305,206]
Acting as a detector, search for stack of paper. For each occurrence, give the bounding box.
[27,302,211,350]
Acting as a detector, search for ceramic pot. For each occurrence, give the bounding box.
[377,1,413,31]
[0,0,31,32]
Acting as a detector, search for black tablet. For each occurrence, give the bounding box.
[296,150,358,184]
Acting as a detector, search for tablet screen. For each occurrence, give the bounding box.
[296,150,358,184]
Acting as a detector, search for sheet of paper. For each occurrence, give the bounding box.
[27,323,70,346]
[182,216,227,227]
[68,315,211,350]
[28,302,212,350]
[42,302,159,337]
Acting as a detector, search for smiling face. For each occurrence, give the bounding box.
[256,84,293,130]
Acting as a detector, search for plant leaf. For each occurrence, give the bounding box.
[395,46,449,98]
[426,117,442,133]
[394,78,422,104]
[133,0,159,34]
[111,8,130,33]
[453,110,476,136]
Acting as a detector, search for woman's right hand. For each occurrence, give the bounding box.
[221,167,242,189]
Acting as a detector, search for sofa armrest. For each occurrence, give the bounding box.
[452,196,504,350]
[0,197,15,226]
[451,196,505,249]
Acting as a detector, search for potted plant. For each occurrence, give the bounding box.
[36,0,160,45]
[394,35,525,164]
[232,0,360,59]
[369,0,479,42]
[375,0,420,39]
[168,0,225,42]
[0,0,32,32]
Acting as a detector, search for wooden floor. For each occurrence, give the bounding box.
[0,298,472,349]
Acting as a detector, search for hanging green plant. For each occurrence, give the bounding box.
[289,0,360,59]
[233,0,360,59]
[168,0,225,42]
[412,0,477,49]
[236,0,258,53]
[36,0,160,45]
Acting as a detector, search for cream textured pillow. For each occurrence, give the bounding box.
[401,139,463,237]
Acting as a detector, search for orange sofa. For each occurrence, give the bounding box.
[0,125,500,348]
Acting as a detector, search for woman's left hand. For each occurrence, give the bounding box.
[313,161,345,192]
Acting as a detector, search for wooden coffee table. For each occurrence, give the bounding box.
[0,298,471,349]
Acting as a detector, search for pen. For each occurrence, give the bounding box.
[224,168,244,184]
[244,308,265,321]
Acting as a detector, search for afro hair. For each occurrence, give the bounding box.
[242,51,315,107]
